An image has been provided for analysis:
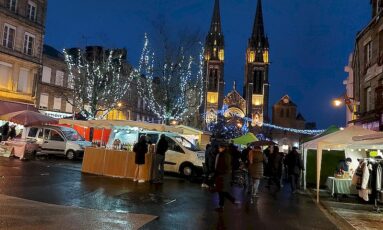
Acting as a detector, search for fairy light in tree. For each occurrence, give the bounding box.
[63,47,131,119]
[132,33,204,123]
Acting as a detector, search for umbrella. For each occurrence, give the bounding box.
[250,140,276,147]
[0,110,58,126]
[232,133,258,145]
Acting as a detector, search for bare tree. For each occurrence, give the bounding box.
[63,47,132,119]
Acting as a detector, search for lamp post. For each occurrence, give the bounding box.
[332,95,360,121]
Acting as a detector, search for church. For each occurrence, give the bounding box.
[202,0,270,128]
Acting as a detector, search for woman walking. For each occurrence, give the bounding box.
[133,135,148,183]
[248,146,265,200]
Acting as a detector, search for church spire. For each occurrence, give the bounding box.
[209,0,221,33]
[251,0,268,49]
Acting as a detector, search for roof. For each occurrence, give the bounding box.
[275,95,297,107]
[43,45,65,60]
[296,113,305,121]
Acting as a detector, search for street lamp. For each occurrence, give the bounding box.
[331,95,360,121]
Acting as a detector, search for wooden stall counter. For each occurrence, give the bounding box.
[82,147,153,182]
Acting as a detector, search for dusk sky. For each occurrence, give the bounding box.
[45,0,371,129]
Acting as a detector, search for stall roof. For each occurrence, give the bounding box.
[302,125,377,150]
[175,125,205,135]
[0,100,38,116]
[59,119,182,133]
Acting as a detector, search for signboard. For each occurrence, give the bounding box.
[39,110,72,119]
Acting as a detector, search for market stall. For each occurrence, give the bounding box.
[301,125,382,202]
[0,110,57,160]
[82,147,154,181]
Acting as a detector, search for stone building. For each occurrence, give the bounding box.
[202,0,270,128]
[351,0,383,131]
[271,95,311,149]
[36,45,74,119]
[0,0,46,109]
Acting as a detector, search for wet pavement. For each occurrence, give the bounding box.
[0,157,338,230]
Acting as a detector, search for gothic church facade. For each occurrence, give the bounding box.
[202,0,270,128]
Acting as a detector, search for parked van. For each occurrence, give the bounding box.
[26,125,92,160]
[109,130,205,177]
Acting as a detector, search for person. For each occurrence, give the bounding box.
[1,122,9,141]
[336,158,352,174]
[153,134,168,184]
[248,146,266,200]
[201,143,211,188]
[229,143,241,171]
[285,147,304,193]
[202,140,219,188]
[133,135,148,183]
[214,142,238,211]
[268,145,283,191]
[263,146,272,177]
[8,125,16,140]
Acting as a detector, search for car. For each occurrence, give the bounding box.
[25,125,92,160]
[109,130,205,177]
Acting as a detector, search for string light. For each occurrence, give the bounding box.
[131,33,204,122]
[64,47,131,119]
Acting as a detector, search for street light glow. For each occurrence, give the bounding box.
[332,99,343,107]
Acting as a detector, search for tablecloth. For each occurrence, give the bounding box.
[326,176,358,196]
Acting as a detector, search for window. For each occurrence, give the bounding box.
[27,128,38,138]
[7,0,17,12]
[366,87,373,111]
[39,93,48,109]
[17,68,30,93]
[286,108,290,118]
[42,66,51,83]
[0,62,12,89]
[23,33,35,55]
[2,24,15,49]
[365,41,373,66]
[136,114,140,121]
[43,129,50,140]
[66,100,73,113]
[166,137,184,153]
[49,130,64,142]
[53,97,62,111]
[55,70,64,86]
[280,108,284,118]
[38,129,43,138]
[27,1,37,21]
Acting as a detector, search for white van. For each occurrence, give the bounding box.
[26,125,92,160]
[110,130,205,177]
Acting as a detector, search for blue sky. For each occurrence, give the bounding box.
[45,0,371,129]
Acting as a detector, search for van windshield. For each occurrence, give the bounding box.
[62,130,84,141]
[175,137,200,152]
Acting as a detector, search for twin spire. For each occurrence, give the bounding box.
[208,0,268,48]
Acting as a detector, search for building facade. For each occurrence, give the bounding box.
[0,0,46,108]
[271,95,308,149]
[351,0,383,131]
[202,0,270,128]
[36,45,74,119]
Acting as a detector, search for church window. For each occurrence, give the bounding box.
[213,48,217,57]
[218,49,224,61]
[253,70,262,94]
[249,51,255,63]
[280,108,284,118]
[286,108,290,118]
[214,40,217,45]
[263,50,269,63]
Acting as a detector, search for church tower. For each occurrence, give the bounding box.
[244,0,270,126]
[203,0,225,125]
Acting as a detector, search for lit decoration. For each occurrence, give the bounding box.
[63,47,131,119]
[131,34,204,123]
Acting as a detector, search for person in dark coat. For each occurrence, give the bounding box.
[285,147,304,193]
[267,146,283,191]
[8,125,16,140]
[133,135,148,183]
[229,143,241,171]
[202,140,219,188]
[214,142,238,211]
[1,122,9,141]
[153,134,168,183]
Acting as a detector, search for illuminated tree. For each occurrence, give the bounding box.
[63,47,132,119]
[131,33,204,124]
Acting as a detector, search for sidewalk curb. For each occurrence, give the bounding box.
[307,190,356,230]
